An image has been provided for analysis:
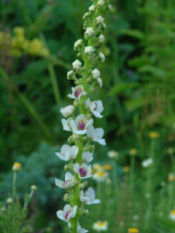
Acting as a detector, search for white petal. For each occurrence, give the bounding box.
[61,119,71,131]
[55,178,65,188]
[56,210,66,221]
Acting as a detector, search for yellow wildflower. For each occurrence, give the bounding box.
[123,166,130,172]
[149,132,160,138]
[168,173,175,182]
[103,164,112,170]
[128,228,139,233]
[12,162,22,172]
[129,148,137,155]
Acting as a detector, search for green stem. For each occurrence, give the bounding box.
[71,139,84,233]
[12,172,17,200]
[144,139,156,230]
[48,64,61,105]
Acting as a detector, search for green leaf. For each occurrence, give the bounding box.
[121,29,145,40]
[109,82,140,95]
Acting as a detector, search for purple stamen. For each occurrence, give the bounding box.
[65,210,70,220]
[79,168,87,177]
[74,87,82,98]
[94,102,98,110]
[78,120,86,130]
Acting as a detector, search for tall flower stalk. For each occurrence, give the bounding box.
[55,0,111,232]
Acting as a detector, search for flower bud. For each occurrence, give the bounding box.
[74,39,83,50]
[67,70,75,80]
[89,5,95,12]
[98,0,105,6]
[31,185,37,191]
[60,105,75,118]
[7,198,13,204]
[99,34,105,44]
[99,52,105,62]
[12,162,22,172]
[63,193,69,201]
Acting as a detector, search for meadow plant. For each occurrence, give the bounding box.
[0,162,37,233]
[55,0,111,232]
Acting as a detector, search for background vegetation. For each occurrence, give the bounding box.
[0,0,175,232]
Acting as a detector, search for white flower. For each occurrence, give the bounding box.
[169,210,175,221]
[96,16,105,24]
[87,127,106,145]
[108,4,113,11]
[77,223,88,233]
[85,27,95,37]
[86,99,104,118]
[72,59,82,70]
[99,52,105,62]
[83,12,90,19]
[69,114,93,135]
[68,85,86,99]
[97,78,103,87]
[92,69,100,79]
[93,171,108,182]
[82,151,93,163]
[98,0,105,6]
[60,105,75,118]
[67,70,74,79]
[142,158,153,167]
[56,144,78,161]
[89,5,95,12]
[74,39,83,50]
[7,198,13,204]
[56,204,77,222]
[55,172,75,189]
[93,221,108,231]
[84,46,94,54]
[107,150,118,159]
[99,34,105,43]
[80,187,100,205]
[74,163,92,179]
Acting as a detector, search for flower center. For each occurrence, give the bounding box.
[74,87,82,98]
[78,120,86,130]
[65,210,71,220]
[94,102,98,110]
[79,167,87,177]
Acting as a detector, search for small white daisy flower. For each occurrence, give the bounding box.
[107,150,119,159]
[142,158,153,168]
[92,221,108,231]
[169,210,175,221]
